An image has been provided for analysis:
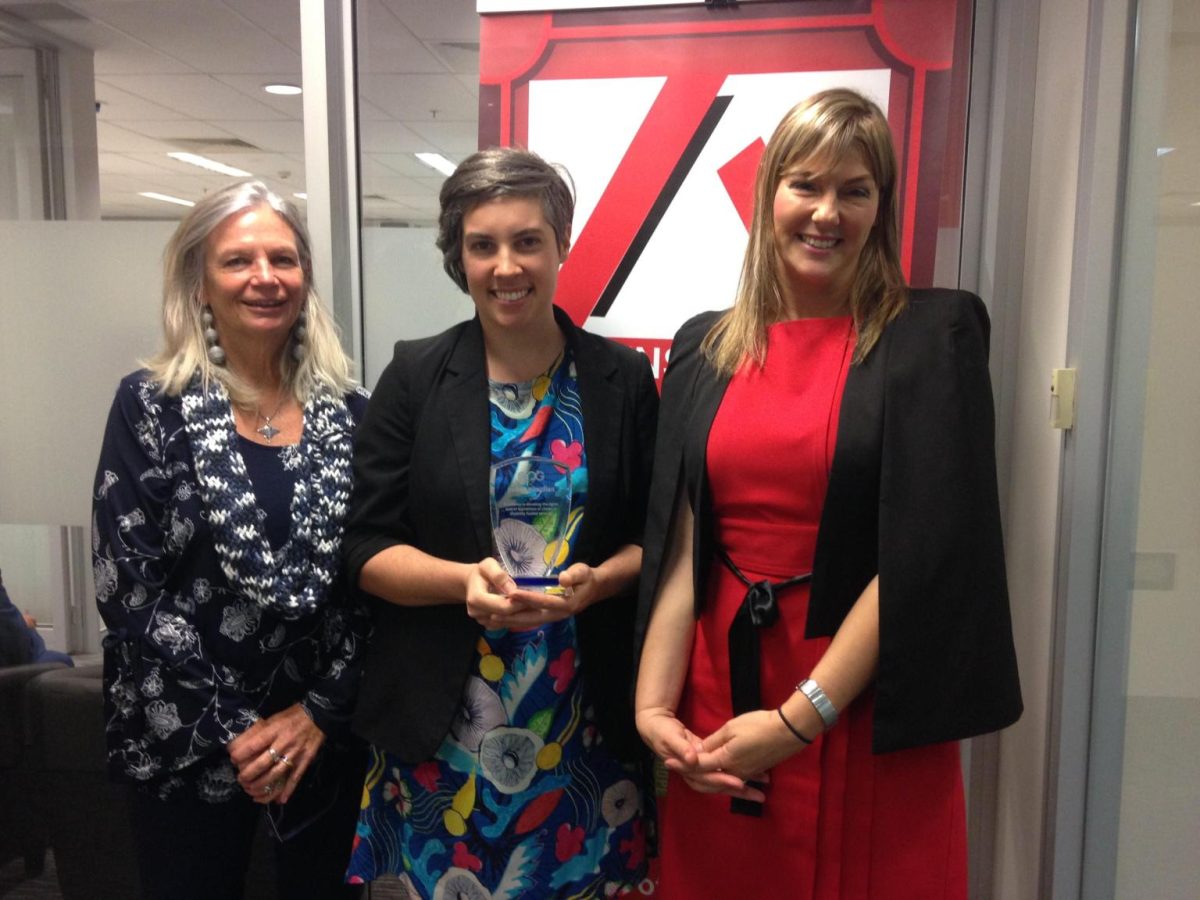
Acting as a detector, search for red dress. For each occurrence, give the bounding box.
[656,317,967,900]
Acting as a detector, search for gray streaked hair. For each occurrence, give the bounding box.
[436,147,575,292]
[143,179,354,405]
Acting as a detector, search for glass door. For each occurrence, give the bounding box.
[1084,1,1200,897]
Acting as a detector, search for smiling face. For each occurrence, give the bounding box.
[201,204,305,355]
[461,195,567,337]
[772,148,880,316]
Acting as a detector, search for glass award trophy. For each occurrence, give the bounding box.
[489,455,572,593]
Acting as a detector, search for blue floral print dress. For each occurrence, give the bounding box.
[346,351,648,899]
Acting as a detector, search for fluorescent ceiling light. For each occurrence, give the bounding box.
[167,151,252,177]
[415,152,457,176]
[139,191,195,207]
[1156,147,1175,157]
[264,83,302,96]
[293,192,308,200]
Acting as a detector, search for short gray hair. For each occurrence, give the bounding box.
[144,179,353,404]
[436,147,575,292]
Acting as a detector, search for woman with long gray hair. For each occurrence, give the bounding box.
[92,180,368,899]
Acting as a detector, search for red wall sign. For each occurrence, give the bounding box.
[480,0,972,381]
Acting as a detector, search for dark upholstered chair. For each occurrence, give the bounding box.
[22,663,277,899]
[0,661,66,876]
[26,664,140,899]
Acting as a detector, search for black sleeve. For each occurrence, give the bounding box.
[624,350,660,548]
[872,292,1022,752]
[343,345,418,588]
[633,312,719,658]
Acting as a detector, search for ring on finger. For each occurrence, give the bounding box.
[277,753,294,769]
[267,746,282,765]
[262,781,276,796]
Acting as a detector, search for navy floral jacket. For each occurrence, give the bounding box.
[92,372,370,801]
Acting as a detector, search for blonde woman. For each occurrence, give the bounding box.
[635,90,1022,898]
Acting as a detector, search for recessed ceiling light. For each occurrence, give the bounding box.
[293,192,308,200]
[264,83,302,96]
[167,151,251,178]
[1156,147,1175,157]
[139,191,195,207]
[415,152,457,176]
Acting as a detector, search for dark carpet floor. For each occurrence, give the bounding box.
[0,853,410,899]
[0,853,58,899]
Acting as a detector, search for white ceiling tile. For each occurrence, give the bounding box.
[169,151,304,180]
[70,0,301,74]
[92,44,197,76]
[361,154,417,177]
[99,152,186,176]
[96,120,176,153]
[379,0,479,43]
[422,39,478,76]
[100,74,289,121]
[210,119,305,153]
[455,73,480,97]
[365,153,453,178]
[357,0,446,74]
[359,173,427,197]
[407,119,479,155]
[223,0,303,53]
[15,18,196,75]
[95,79,189,121]
[114,119,240,142]
[360,73,476,121]
[357,97,391,121]
[211,73,304,116]
[360,120,427,154]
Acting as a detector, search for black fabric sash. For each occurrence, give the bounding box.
[717,546,811,816]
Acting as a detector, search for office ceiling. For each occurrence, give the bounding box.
[1,1,1195,223]
[0,0,480,223]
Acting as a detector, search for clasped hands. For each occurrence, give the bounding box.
[466,557,598,631]
[227,703,325,805]
[636,707,807,804]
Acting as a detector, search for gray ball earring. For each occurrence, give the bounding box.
[291,308,308,361]
[202,306,226,365]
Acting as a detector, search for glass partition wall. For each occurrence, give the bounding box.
[354,0,478,388]
[1083,1,1200,896]
[0,1,314,654]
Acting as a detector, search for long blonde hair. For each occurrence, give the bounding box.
[143,180,354,405]
[703,89,908,375]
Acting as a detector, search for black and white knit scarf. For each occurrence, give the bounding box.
[180,377,354,619]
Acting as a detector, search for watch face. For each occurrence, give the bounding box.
[800,679,838,728]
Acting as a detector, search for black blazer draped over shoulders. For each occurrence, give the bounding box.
[636,289,1022,754]
[347,306,659,763]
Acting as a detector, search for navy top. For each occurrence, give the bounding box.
[236,436,295,551]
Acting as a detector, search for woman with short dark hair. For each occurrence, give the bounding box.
[344,147,657,898]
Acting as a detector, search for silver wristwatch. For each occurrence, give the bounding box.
[796,678,838,731]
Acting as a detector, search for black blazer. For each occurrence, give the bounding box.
[347,306,658,763]
[636,289,1022,754]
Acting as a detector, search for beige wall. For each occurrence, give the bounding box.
[991,0,1088,895]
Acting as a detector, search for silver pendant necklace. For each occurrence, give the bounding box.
[255,395,287,442]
